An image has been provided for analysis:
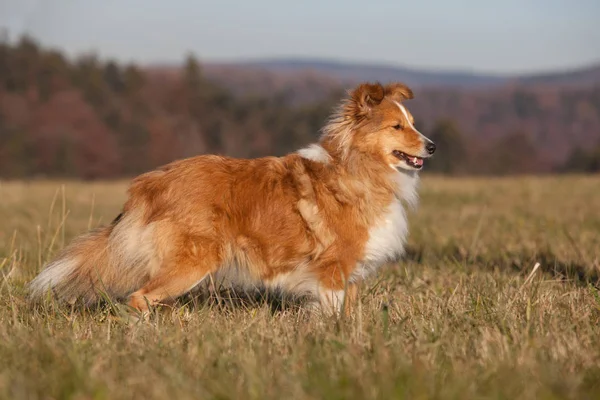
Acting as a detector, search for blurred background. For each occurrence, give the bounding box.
[0,0,599,179]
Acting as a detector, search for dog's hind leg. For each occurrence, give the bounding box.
[317,282,358,316]
[313,260,358,316]
[127,241,221,312]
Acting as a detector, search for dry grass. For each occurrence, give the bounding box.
[1,176,599,400]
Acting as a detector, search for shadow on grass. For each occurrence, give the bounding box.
[181,284,309,314]
[64,285,309,316]
[405,244,600,288]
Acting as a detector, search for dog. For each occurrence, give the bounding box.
[29,82,436,314]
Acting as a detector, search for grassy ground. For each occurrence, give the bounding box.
[0,176,599,399]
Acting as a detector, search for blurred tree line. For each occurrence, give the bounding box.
[0,36,338,179]
[560,145,600,173]
[0,35,598,179]
[423,120,600,174]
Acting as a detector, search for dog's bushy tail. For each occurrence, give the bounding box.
[29,212,158,304]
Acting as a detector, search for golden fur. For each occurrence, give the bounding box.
[29,82,435,314]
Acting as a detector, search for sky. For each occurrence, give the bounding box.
[1,0,599,75]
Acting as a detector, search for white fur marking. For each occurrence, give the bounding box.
[29,258,78,296]
[352,172,419,282]
[318,288,346,314]
[394,101,434,145]
[396,171,420,209]
[109,212,159,276]
[396,102,415,129]
[298,144,331,164]
[266,264,318,295]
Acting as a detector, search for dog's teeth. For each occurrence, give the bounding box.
[412,157,418,163]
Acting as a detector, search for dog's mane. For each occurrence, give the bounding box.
[319,94,359,160]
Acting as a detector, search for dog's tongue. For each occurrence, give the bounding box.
[412,157,423,166]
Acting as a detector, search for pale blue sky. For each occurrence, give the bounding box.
[1,0,599,75]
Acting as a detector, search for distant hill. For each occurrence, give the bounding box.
[193,59,600,104]
[232,58,507,88]
[201,58,600,90]
[516,63,600,87]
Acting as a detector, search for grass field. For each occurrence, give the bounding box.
[1,176,599,399]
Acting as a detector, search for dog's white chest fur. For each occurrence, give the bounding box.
[351,172,418,282]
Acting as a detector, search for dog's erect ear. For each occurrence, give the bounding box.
[351,83,385,114]
[384,83,414,102]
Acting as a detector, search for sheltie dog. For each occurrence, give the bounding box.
[29,82,436,314]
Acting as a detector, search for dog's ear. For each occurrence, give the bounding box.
[384,83,414,102]
[350,83,385,115]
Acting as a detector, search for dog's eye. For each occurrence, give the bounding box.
[393,124,402,130]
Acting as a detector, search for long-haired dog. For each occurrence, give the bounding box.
[29,82,436,314]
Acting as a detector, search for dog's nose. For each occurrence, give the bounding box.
[426,142,436,155]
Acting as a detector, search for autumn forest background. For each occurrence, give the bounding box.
[1,34,600,179]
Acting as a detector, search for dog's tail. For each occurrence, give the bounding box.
[29,212,159,304]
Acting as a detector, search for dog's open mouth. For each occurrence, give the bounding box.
[392,150,424,169]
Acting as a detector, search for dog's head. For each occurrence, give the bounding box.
[324,82,435,171]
